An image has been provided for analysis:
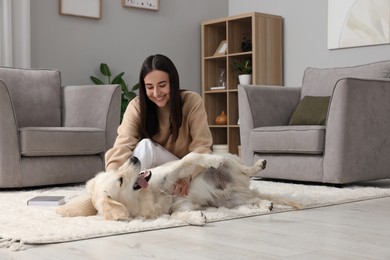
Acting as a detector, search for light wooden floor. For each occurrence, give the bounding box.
[1,196,390,259]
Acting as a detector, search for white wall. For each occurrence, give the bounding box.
[0,0,29,67]
[32,1,390,88]
[31,0,228,92]
[12,0,31,68]
[229,0,390,86]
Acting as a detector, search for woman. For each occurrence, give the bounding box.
[105,54,213,195]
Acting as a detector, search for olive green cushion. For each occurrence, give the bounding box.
[289,96,330,125]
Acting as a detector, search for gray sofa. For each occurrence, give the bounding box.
[0,67,121,188]
[238,60,390,184]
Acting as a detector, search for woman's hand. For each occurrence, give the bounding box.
[172,176,192,196]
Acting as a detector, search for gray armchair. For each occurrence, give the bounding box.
[0,67,121,188]
[238,60,390,184]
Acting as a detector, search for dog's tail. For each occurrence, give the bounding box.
[56,195,97,217]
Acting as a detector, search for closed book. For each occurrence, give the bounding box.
[27,196,65,206]
[210,86,226,90]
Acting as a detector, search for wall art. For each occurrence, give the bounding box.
[328,0,389,49]
[122,0,160,11]
[59,0,101,19]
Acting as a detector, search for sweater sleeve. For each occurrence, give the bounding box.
[181,92,213,180]
[104,98,141,170]
[185,92,213,154]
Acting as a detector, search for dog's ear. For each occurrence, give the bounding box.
[56,195,98,217]
[100,194,130,221]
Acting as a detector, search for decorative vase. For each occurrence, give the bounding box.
[241,37,252,52]
[215,111,227,125]
[238,74,252,85]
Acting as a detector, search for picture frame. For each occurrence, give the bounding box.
[328,0,390,49]
[59,0,102,19]
[122,0,160,11]
[213,40,228,56]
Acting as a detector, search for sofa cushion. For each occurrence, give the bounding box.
[19,127,105,156]
[250,125,325,154]
[0,67,61,127]
[289,96,330,125]
[301,60,390,97]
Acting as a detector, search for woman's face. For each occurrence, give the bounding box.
[144,70,170,108]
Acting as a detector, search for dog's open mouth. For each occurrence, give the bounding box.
[133,170,152,190]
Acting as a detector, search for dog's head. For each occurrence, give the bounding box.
[86,156,152,220]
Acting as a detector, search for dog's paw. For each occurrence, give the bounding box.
[256,199,273,212]
[171,210,207,226]
[255,159,267,171]
[186,211,207,226]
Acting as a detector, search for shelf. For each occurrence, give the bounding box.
[202,12,283,155]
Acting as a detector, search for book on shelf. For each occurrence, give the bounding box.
[27,196,65,207]
[210,86,226,90]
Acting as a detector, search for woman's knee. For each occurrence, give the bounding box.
[133,139,156,169]
[136,138,154,150]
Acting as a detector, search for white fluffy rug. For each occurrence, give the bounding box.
[1,179,390,251]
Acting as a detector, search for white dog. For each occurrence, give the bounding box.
[57,153,284,225]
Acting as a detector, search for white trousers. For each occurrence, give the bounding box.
[133,139,178,170]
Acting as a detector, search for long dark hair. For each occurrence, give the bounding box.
[138,54,183,141]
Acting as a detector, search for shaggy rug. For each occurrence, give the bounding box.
[1,178,390,251]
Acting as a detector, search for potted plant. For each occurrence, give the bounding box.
[90,63,139,122]
[233,59,252,85]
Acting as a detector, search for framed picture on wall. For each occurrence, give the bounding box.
[328,0,390,49]
[122,0,160,11]
[59,0,102,19]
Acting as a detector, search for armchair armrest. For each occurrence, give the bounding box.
[62,84,121,150]
[324,78,390,183]
[0,80,22,187]
[238,85,301,165]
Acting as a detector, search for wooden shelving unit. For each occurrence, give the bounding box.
[201,12,284,155]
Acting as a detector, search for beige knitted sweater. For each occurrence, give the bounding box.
[105,91,213,171]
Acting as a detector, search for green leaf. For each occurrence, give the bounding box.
[119,78,128,94]
[121,98,129,113]
[112,72,125,84]
[90,76,104,85]
[233,59,252,74]
[121,98,129,106]
[126,92,137,100]
[131,83,140,91]
[100,63,111,77]
[90,62,139,122]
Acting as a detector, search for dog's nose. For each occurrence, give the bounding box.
[130,156,139,165]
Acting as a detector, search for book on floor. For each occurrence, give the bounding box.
[27,196,65,206]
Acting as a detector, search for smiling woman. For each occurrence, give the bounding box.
[104,54,213,196]
[144,70,171,108]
